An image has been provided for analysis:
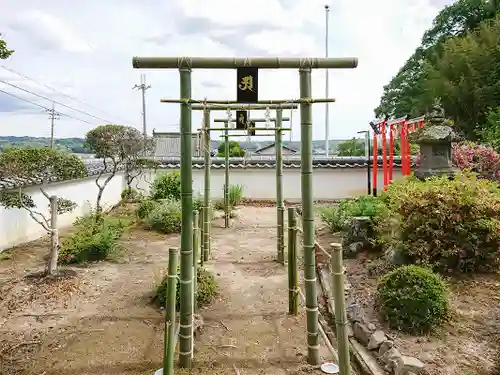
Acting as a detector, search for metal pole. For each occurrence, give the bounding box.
[325,4,330,157]
[358,130,371,195]
[133,74,151,137]
[299,67,320,366]
[276,108,285,264]
[178,68,193,368]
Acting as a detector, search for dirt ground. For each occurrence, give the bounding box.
[0,206,332,375]
[315,229,500,375]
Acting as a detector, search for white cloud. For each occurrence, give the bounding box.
[0,0,450,142]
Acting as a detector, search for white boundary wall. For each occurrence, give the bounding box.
[0,168,401,251]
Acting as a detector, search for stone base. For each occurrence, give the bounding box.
[414,167,459,181]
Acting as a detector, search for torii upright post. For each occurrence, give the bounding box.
[133,56,358,368]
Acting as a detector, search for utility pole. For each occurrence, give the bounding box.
[133,74,151,137]
[46,102,60,149]
[324,4,330,157]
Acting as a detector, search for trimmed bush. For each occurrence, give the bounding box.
[375,172,500,273]
[150,171,181,200]
[145,199,182,234]
[121,187,143,202]
[376,265,449,334]
[155,267,217,310]
[59,213,126,264]
[136,199,159,219]
[320,195,386,233]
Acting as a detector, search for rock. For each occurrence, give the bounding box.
[346,301,365,323]
[342,216,374,255]
[394,355,425,375]
[380,347,401,365]
[193,314,204,337]
[352,322,371,346]
[378,340,394,356]
[367,330,387,350]
[344,242,364,258]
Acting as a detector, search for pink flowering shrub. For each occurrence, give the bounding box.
[415,141,500,182]
[452,142,500,181]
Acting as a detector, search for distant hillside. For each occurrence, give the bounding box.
[0,136,91,153]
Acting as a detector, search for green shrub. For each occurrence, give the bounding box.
[59,213,126,264]
[155,267,218,310]
[136,199,159,219]
[150,171,181,200]
[121,187,143,201]
[146,199,182,233]
[376,265,450,334]
[375,172,500,273]
[229,184,244,206]
[213,199,227,211]
[320,195,386,232]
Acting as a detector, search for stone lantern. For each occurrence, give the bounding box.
[412,98,459,180]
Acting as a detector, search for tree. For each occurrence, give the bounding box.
[216,140,246,157]
[0,148,87,275]
[375,0,499,122]
[0,34,14,60]
[336,138,365,156]
[482,106,500,151]
[85,125,154,213]
[423,15,500,139]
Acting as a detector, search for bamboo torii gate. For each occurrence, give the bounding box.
[132,56,358,369]
[212,115,291,240]
[190,103,298,263]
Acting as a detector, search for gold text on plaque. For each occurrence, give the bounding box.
[238,76,255,92]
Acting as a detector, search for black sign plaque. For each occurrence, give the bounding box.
[236,110,248,130]
[237,67,258,103]
[247,120,256,136]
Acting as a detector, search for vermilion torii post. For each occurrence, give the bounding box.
[213,116,290,264]
[132,56,358,368]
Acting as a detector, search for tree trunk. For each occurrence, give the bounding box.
[47,195,59,275]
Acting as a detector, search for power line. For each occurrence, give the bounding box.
[0,65,136,125]
[0,88,93,124]
[0,78,116,124]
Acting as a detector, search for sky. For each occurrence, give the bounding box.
[0,0,452,141]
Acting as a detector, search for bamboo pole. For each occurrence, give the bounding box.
[203,107,211,261]
[213,118,290,122]
[211,127,291,132]
[192,210,199,313]
[276,108,285,265]
[160,98,336,104]
[179,68,194,368]
[191,103,298,111]
[133,56,358,69]
[199,207,205,266]
[224,128,230,228]
[163,247,179,375]
[300,67,320,366]
[287,207,299,315]
[331,243,351,375]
